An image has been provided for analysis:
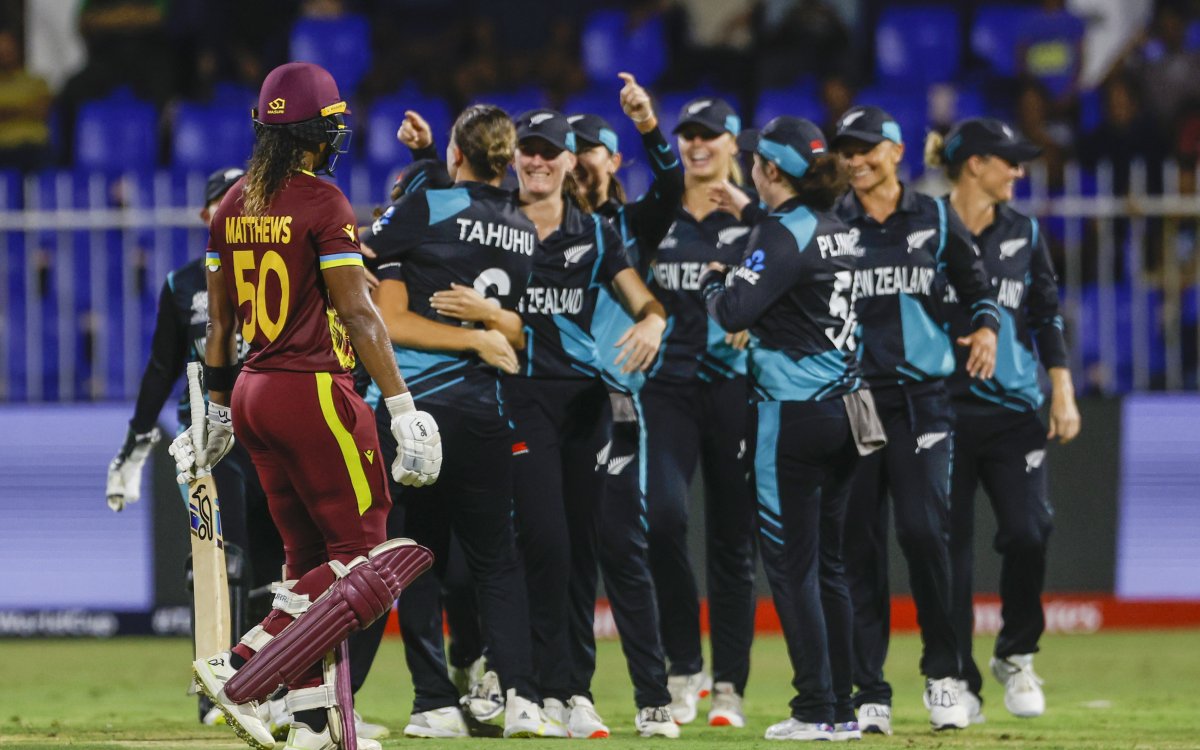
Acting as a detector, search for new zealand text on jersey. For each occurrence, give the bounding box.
[520,286,584,315]
[853,266,935,298]
[455,218,536,256]
[652,261,705,291]
[225,216,293,244]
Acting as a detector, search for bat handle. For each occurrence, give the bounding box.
[186,362,208,475]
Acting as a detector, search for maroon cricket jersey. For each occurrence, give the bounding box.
[207,171,363,373]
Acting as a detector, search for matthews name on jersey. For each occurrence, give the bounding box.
[207,172,361,374]
[834,187,1000,387]
[646,205,754,383]
[518,198,631,384]
[703,197,863,402]
[359,181,537,415]
[943,204,1067,412]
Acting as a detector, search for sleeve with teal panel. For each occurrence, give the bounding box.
[591,217,643,390]
[359,191,430,263]
[1025,217,1068,369]
[314,191,366,272]
[625,126,684,255]
[702,218,804,334]
[940,200,1000,333]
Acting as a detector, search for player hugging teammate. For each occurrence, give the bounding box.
[147,58,1080,748]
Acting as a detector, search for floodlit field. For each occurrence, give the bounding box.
[2,631,1198,749]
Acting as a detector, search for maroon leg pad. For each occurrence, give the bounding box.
[335,641,356,750]
[224,540,432,703]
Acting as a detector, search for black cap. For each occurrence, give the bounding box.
[752,116,828,178]
[736,127,759,153]
[672,97,741,136]
[568,113,619,154]
[941,117,1041,165]
[515,109,576,153]
[832,105,903,147]
[205,166,245,204]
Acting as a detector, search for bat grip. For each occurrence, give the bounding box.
[186,361,207,465]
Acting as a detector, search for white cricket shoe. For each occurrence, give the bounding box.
[541,698,569,738]
[991,654,1045,717]
[404,706,470,738]
[354,710,390,740]
[283,722,382,750]
[451,655,488,697]
[201,705,225,726]
[666,673,705,724]
[924,677,969,730]
[504,689,548,738]
[856,703,891,735]
[635,706,680,738]
[464,669,505,724]
[706,682,745,727]
[192,652,276,750]
[957,680,986,724]
[257,696,293,739]
[764,718,833,741]
[831,721,862,741]
[567,695,609,739]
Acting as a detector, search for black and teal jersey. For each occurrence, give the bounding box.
[360,180,538,415]
[645,205,752,384]
[130,258,206,432]
[835,185,1000,388]
[703,197,863,402]
[591,125,684,393]
[944,203,1068,413]
[518,198,631,382]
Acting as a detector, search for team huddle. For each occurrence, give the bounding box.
[105,59,1082,748]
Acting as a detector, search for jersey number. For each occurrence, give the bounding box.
[233,249,290,342]
[472,268,512,303]
[825,270,856,351]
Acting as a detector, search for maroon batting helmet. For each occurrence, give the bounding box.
[252,62,352,174]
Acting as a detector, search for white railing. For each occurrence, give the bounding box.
[0,161,1197,402]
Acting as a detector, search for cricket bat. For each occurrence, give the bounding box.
[186,361,231,660]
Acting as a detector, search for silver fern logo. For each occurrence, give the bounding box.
[607,454,635,475]
[595,441,611,470]
[563,243,592,267]
[906,229,937,254]
[1025,449,1045,473]
[914,431,948,453]
[718,226,751,246]
[999,238,1027,259]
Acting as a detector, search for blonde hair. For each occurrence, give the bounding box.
[924,130,963,180]
[452,104,517,181]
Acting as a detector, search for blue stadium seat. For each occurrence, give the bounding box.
[365,90,453,171]
[289,13,372,97]
[876,6,962,85]
[472,88,548,121]
[75,88,158,172]
[172,100,255,172]
[580,9,668,86]
[972,5,1038,76]
[754,83,824,127]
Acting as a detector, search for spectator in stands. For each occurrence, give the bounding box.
[1128,3,1200,133]
[1014,78,1075,191]
[0,27,52,172]
[1016,0,1086,115]
[1077,73,1165,196]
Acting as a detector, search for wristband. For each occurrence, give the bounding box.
[203,362,242,391]
[385,392,416,419]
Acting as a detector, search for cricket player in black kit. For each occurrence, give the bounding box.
[563,72,686,738]
[359,105,549,739]
[832,105,1000,732]
[502,108,679,738]
[641,97,758,727]
[704,117,885,742]
[926,118,1081,722]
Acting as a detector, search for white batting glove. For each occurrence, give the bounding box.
[168,430,199,484]
[385,393,442,487]
[200,402,236,471]
[106,427,161,511]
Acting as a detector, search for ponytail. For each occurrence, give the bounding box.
[924,130,963,181]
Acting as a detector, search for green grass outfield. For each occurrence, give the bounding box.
[2,630,1198,749]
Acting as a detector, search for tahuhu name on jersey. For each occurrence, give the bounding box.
[943,203,1068,412]
[359,181,537,415]
[704,197,863,402]
[207,172,361,373]
[834,187,1000,387]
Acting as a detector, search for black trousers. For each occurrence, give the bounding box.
[374,401,537,713]
[567,389,672,708]
[844,381,961,706]
[950,406,1053,696]
[508,377,670,708]
[754,398,859,725]
[641,376,757,693]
